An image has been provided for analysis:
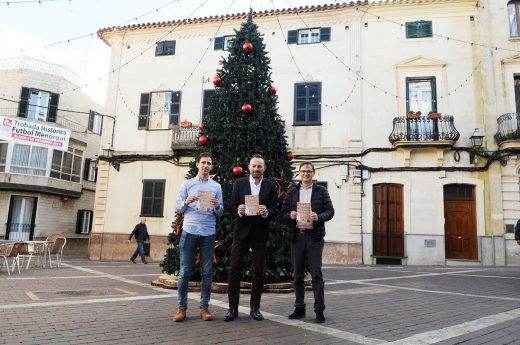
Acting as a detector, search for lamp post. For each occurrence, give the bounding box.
[469,128,485,164]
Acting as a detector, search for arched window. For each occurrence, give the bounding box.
[508,1,520,37]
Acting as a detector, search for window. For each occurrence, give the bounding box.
[17,87,59,122]
[405,21,432,38]
[287,27,331,45]
[294,82,322,125]
[155,40,176,56]
[515,75,520,113]
[0,141,7,172]
[214,35,235,50]
[83,158,97,182]
[76,210,93,234]
[509,1,520,37]
[88,110,103,135]
[406,77,437,114]
[138,91,181,130]
[141,180,165,217]
[10,143,48,176]
[202,90,215,119]
[50,147,83,183]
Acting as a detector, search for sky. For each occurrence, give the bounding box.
[0,0,349,104]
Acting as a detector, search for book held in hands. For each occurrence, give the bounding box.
[245,195,259,216]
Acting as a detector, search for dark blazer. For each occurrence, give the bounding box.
[231,176,278,241]
[282,183,334,242]
[515,219,520,241]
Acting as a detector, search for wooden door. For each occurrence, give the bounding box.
[444,184,477,260]
[373,184,404,257]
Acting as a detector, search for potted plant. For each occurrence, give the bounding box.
[180,120,193,128]
[407,110,420,119]
[427,111,442,119]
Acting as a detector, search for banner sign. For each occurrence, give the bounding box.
[0,116,71,151]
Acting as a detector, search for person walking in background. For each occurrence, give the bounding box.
[224,154,278,322]
[173,152,224,322]
[515,219,520,246]
[282,162,334,323]
[128,217,149,264]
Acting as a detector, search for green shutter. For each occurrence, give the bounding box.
[170,91,181,125]
[214,36,224,50]
[18,87,30,118]
[47,93,59,122]
[320,27,331,41]
[287,30,298,44]
[155,42,164,56]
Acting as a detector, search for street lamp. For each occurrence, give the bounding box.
[102,143,119,171]
[469,128,485,164]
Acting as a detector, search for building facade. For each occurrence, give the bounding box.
[0,57,103,255]
[92,0,520,266]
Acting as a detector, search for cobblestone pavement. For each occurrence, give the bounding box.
[1,259,520,344]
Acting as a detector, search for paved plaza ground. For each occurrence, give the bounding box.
[1,258,520,344]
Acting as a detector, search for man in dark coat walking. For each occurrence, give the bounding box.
[128,217,150,264]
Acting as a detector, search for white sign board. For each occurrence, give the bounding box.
[0,116,71,151]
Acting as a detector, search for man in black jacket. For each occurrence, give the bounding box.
[282,162,334,323]
[128,217,150,264]
[515,219,520,246]
[224,155,278,322]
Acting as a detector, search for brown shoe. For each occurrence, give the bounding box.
[200,307,213,321]
[172,308,186,322]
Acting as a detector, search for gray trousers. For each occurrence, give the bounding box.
[291,232,325,312]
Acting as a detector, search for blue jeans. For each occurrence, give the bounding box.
[130,241,146,262]
[177,232,215,309]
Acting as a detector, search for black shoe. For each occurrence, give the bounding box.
[315,310,325,323]
[223,308,238,322]
[130,259,136,264]
[143,261,148,264]
[288,308,306,319]
[250,307,264,321]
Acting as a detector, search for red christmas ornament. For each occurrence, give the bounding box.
[241,103,252,113]
[232,166,244,176]
[213,75,221,86]
[269,85,277,95]
[198,123,204,131]
[199,135,208,145]
[287,152,294,161]
[242,42,253,53]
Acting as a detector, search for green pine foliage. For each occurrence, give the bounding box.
[161,12,294,283]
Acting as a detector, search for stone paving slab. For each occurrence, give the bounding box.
[2,259,520,344]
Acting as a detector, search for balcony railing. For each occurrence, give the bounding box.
[171,125,199,149]
[495,113,520,145]
[389,115,460,145]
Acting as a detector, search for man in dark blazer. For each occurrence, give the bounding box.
[224,154,278,322]
[282,162,334,323]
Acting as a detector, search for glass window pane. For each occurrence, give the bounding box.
[296,85,307,97]
[296,98,307,109]
[296,110,306,122]
[62,152,72,174]
[309,98,320,108]
[11,144,30,167]
[52,150,62,171]
[72,156,82,175]
[308,110,319,122]
[509,4,519,37]
[308,84,320,97]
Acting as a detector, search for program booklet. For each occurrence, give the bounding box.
[245,195,259,216]
[197,191,211,211]
[297,202,312,223]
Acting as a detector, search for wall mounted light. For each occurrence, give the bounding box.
[469,128,485,164]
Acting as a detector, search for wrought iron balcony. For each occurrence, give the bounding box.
[495,113,520,145]
[171,125,199,150]
[389,115,460,146]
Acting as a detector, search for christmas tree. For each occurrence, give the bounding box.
[161,11,294,283]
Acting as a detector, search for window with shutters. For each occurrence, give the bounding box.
[287,27,331,45]
[88,110,103,135]
[138,91,181,130]
[76,210,93,234]
[50,147,83,183]
[214,35,235,50]
[0,141,7,172]
[17,87,59,123]
[155,40,176,56]
[293,82,321,125]
[405,21,433,38]
[141,180,165,217]
[83,158,97,182]
[509,1,520,37]
[202,90,215,119]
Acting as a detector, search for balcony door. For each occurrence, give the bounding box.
[406,77,438,141]
[6,195,37,241]
[373,184,404,257]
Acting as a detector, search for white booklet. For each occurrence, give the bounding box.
[245,195,259,216]
[197,191,211,211]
